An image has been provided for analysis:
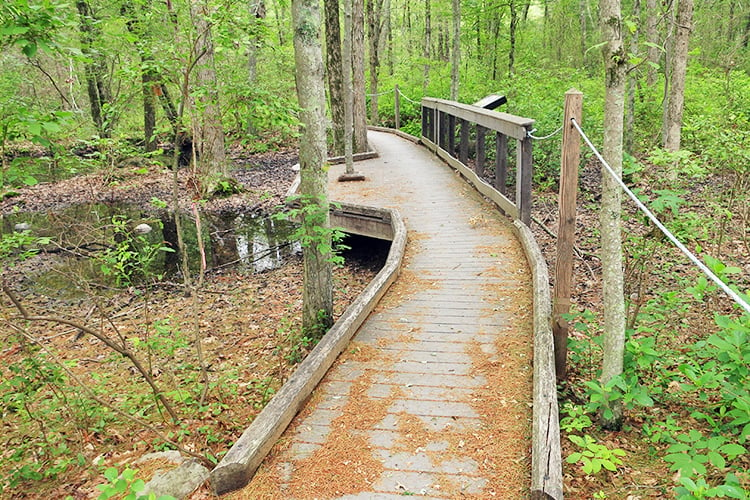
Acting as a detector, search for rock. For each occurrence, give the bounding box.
[134,450,184,465]
[133,223,153,235]
[141,459,209,500]
[14,222,31,232]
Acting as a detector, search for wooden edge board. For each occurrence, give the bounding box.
[209,207,407,495]
[513,220,564,500]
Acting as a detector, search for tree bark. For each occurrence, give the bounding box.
[367,0,384,124]
[663,0,693,152]
[645,0,659,86]
[508,0,517,77]
[599,0,627,431]
[292,0,334,334]
[343,0,354,172]
[325,0,345,156]
[76,0,113,138]
[352,0,369,152]
[189,0,228,197]
[423,0,431,90]
[450,0,460,99]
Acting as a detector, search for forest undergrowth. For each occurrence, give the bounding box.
[530,152,750,499]
[0,152,381,498]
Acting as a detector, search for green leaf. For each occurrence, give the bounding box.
[719,443,746,458]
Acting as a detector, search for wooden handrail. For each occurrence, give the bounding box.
[419,97,535,226]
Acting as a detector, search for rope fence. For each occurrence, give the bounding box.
[570,117,750,316]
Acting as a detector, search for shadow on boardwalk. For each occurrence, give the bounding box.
[231,130,534,499]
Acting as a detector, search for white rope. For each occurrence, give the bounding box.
[571,117,750,316]
[397,88,420,105]
[528,124,564,140]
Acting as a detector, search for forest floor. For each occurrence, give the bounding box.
[0,150,383,498]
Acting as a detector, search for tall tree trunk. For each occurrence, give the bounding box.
[450,0,460,99]
[76,0,113,138]
[508,0,517,77]
[663,0,693,152]
[325,0,345,155]
[352,0,368,152]
[247,0,266,135]
[599,0,627,431]
[122,1,158,151]
[645,0,659,85]
[142,62,157,152]
[189,0,228,197]
[384,0,393,75]
[423,0,431,90]
[343,0,354,172]
[625,0,640,154]
[367,0,384,124]
[291,0,334,334]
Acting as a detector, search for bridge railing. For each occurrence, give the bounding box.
[420,97,535,225]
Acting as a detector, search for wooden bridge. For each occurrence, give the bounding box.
[210,101,562,499]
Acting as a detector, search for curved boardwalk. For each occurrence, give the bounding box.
[232,130,534,499]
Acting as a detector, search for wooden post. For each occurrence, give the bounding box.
[447,114,456,156]
[552,89,583,381]
[475,125,486,176]
[459,119,469,164]
[516,134,532,226]
[395,85,401,130]
[495,132,508,195]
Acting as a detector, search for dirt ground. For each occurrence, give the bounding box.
[0,151,383,498]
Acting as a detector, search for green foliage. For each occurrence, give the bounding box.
[0,229,50,263]
[98,215,174,286]
[566,434,626,475]
[275,196,349,267]
[96,466,176,500]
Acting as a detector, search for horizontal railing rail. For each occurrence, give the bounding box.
[420,97,535,225]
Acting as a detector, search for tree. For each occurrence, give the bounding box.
[449,0,459,99]
[599,0,627,431]
[352,0,368,152]
[76,0,113,137]
[291,0,334,334]
[366,0,384,124]
[188,0,228,197]
[325,0,345,156]
[662,0,693,152]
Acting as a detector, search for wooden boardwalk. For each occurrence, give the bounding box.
[232,130,535,499]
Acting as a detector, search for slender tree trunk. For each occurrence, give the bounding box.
[76,0,112,138]
[189,0,228,197]
[599,0,627,431]
[384,0,393,75]
[292,0,334,334]
[508,0,517,77]
[142,63,157,152]
[352,0,368,152]
[247,0,266,135]
[343,0,354,172]
[663,0,693,152]
[450,0,460,99]
[423,0,431,90]
[367,0,384,124]
[645,0,659,85]
[325,0,345,155]
[625,0,640,154]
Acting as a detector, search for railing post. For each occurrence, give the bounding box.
[447,114,456,157]
[495,132,508,195]
[552,89,583,381]
[475,125,486,176]
[395,85,401,130]
[459,119,469,164]
[516,133,532,226]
